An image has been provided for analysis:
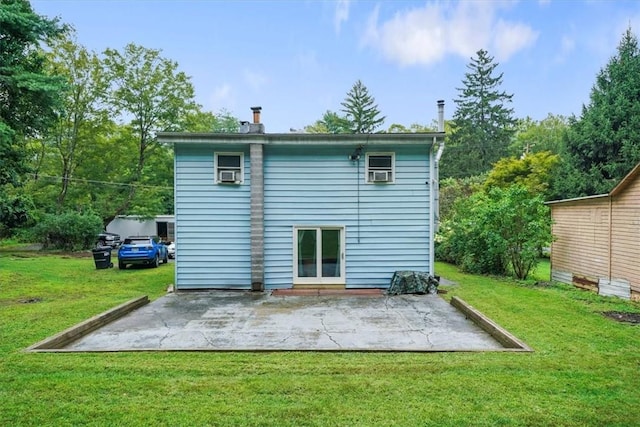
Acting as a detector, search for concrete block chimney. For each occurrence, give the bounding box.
[240,106,265,134]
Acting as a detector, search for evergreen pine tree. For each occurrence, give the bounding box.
[441,49,517,178]
[554,28,640,198]
[340,80,385,133]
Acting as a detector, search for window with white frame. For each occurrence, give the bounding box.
[215,152,243,184]
[366,152,395,183]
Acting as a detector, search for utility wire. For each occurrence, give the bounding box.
[27,174,174,190]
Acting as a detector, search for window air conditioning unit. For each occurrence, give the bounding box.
[372,171,390,182]
[219,170,237,183]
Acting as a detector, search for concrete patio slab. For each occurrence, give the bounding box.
[54,290,515,352]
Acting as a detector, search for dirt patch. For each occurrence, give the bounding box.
[61,251,93,258]
[534,281,552,287]
[19,297,43,304]
[8,252,38,258]
[602,311,640,325]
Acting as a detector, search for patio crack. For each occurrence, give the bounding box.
[279,335,292,343]
[156,311,172,349]
[153,309,170,329]
[416,328,434,347]
[158,329,171,348]
[383,295,393,309]
[386,295,434,347]
[197,331,216,347]
[321,318,341,348]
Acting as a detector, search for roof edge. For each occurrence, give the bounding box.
[545,193,608,205]
[546,160,640,205]
[610,161,640,196]
[157,132,445,146]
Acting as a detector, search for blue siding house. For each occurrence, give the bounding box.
[158,103,446,291]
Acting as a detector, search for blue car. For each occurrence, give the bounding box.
[118,236,168,269]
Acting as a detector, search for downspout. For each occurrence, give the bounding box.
[429,100,445,276]
[173,142,179,290]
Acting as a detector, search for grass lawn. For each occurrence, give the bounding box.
[1,250,639,426]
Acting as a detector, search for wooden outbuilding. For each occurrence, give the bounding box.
[547,162,640,300]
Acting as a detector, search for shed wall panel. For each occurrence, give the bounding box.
[550,170,640,300]
[613,174,640,206]
[551,199,610,280]
[611,205,640,294]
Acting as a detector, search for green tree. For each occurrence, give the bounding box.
[0,193,35,237]
[441,49,517,178]
[556,28,640,198]
[437,184,551,279]
[184,108,239,133]
[41,32,110,211]
[304,110,352,134]
[510,114,568,157]
[0,0,66,185]
[102,43,198,224]
[438,175,486,223]
[387,122,435,133]
[340,80,385,133]
[484,151,560,198]
[0,0,66,236]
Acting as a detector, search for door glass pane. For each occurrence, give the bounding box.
[321,229,340,277]
[297,229,317,277]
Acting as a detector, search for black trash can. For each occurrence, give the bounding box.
[92,246,113,269]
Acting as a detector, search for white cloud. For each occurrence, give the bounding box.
[243,69,269,91]
[334,0,351,34]
[363,3,447,66]
[554,34,576,63]
[493,20,538,60]
[362,1,538,66]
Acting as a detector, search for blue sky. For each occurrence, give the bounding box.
[31,0,640,133]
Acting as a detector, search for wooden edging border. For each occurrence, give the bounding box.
[450,296,533,352]
[25,296,149,352]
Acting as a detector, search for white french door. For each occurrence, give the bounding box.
[293,226,345,285]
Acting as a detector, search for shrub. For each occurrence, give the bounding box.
[0,194,35,238]
[31,211,103,251]
[436,184,551,279]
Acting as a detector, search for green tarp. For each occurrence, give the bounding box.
[387,271,439,295]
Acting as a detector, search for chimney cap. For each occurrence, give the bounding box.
[437,99,445,105]
[251,106,262,112]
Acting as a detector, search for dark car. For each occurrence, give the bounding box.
[97,232,121,248]
[117,236,168,269]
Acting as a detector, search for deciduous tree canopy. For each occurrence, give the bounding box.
[0,0,66,236]
[0,0,66,187]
